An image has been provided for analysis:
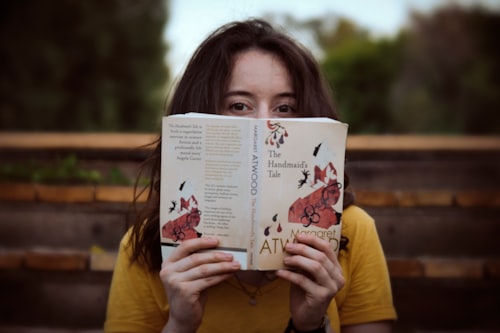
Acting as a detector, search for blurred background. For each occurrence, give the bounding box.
[0,1,500,332]
[1,0,499,134]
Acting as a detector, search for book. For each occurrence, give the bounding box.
[160,113,348,270]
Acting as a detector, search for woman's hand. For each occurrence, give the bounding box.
[276,233,345,332]
[160,237,241,333]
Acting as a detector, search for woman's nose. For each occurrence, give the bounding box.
[253,105,273,118]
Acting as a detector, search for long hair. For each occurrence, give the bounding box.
[130,19,354,271]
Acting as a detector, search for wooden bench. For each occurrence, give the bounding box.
[0,133,499,332]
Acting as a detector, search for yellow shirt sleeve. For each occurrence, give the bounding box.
[104,230,168,333]
[336,206,397,326]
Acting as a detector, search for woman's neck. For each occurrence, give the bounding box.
[235,270,277,286]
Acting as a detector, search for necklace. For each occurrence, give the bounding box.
[231,272,278,305]
[235,276,262,306]
[227,271,276,306]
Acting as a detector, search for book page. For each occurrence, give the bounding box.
[160,115,253,268]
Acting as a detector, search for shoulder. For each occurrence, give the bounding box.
[339,205,386,270]
[105,229,168,332]
[116,227,134,261]
[114,228,159,284]
[341,205,377,241]
[336,206,397,324]
[343,205,374,224]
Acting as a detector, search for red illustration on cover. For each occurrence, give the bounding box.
[162,180,202,241]
[288,142,342,229]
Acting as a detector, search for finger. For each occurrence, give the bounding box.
[276,268,329,295]
[294,233,339,264]
[283,252,330,284]
[283,252,344,289]
[276,266,343,298]
[167,237,219,262]
[283,239,343,286]
[160,260,240,292]
[170,250,236,272]
[284,241,335,275]
[179,260,241,282]
[291,234,342,275]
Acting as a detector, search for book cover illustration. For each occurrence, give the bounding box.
[287,142,342,230]
[161,180,202,241]
[255,124,344,269]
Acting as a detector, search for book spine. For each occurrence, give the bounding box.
[248,121,261,269]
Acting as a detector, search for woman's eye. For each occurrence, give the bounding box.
[229,102,252,112]
[275,104,295,114]
[232,103,246,111]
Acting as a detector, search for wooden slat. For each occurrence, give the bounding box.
[347,135,500,151]
[456,190,500,207]
[0,184,36,201]
[2,184,499,208]
[422,258,484,279]
[0,203,127,249]
[387,257,424,278]
[354,189,399,207]
[0,250,24,269]
[485,259,500,278]
[25,248,88,271]
[95,185,148,203]
[370,206,500,257]
[36,184,95,203]
[1,247,498,279]
[0,133,157,150]
[1,133,499,151]
[0,269,111,328]
[398,190,454,207]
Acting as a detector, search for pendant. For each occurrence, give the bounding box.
[249,297,257,306]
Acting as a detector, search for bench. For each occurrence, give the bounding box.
[0,133,499,332]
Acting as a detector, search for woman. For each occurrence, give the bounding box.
[104,19,396,333]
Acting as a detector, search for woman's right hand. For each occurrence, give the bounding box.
[160,237,241,333]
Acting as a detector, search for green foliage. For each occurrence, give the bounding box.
[0,154,133,185]
[0,155,99,184]
[300,5,500,134]
[0,0,169,132]
[390,5,500,134]
[292,14,405,133]
[322,35,404,133]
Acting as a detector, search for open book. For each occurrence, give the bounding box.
[160,113,348,270]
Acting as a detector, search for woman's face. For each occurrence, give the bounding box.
[220,49,296,118]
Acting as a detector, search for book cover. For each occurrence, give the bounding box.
[160,113,348,270]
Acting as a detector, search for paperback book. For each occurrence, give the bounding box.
[160,113,348,270]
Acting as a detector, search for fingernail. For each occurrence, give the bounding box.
[206,237,218,244]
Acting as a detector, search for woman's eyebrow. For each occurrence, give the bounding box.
[276,92,296,99]
[224,90,253,98]
[224,91,296,99]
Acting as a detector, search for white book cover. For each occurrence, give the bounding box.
[160,113,348,270]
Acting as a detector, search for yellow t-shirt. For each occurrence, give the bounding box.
[104,205,397,332]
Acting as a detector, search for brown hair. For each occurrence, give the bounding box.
[129,19,354,271]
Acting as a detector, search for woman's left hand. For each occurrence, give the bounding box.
[276,233,345,331]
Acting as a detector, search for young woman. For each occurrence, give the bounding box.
[104,19,396,333]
